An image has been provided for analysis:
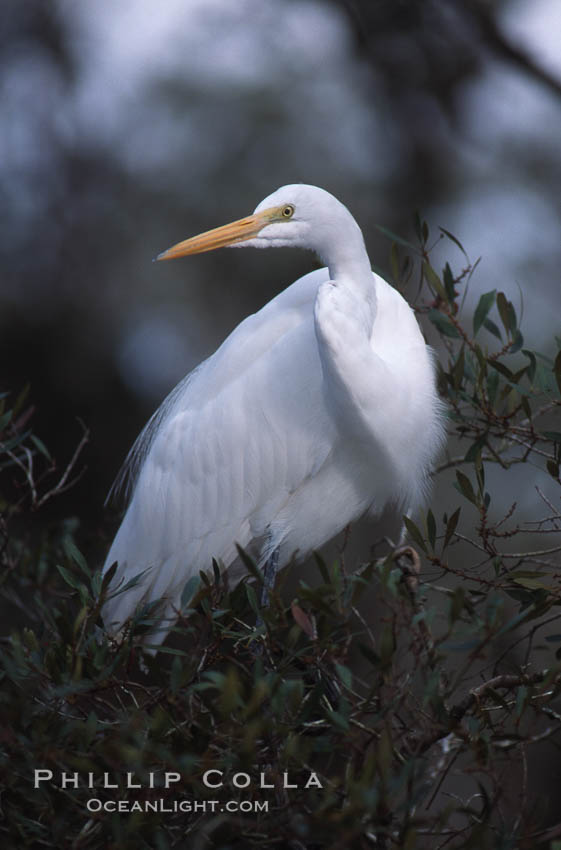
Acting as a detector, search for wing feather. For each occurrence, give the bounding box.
[103,268,333,629]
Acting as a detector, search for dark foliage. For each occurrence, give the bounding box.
[1,228,561,849]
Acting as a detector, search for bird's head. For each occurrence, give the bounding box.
[156,184,360,263]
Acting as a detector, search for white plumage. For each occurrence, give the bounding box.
[103,185,445,643]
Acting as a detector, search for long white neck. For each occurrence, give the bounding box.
[319,211,378,335]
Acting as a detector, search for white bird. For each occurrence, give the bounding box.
[102,184,445,645]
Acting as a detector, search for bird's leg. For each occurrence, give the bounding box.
[260,546,279,608]
[253,548,280,651]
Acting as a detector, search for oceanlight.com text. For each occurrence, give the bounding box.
[86,798,269,814]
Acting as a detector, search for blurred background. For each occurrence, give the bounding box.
[2,0,561,554]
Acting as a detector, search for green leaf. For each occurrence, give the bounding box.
[483,318,502,341]
[12,384,30,417]
[414,211,423,243]
[313,553,330,585]
[107,568,150,599]
[523,349,536,381]
[374,223,416,250]
[56,564,82,590]
[473,290,496,337]
[511,573,554,591]
[443,263,456,301]
[403,516,427,553]
[473,343,486,372]
[236,544,263,585]
[334,663,352,690]
[428,309,461,339]
[245,582,260,615]
[487,369,499,405]
[426,509,436,552]
[529,359,556,393]
[63,539,89,576]
[439,226,469,259]
[506,300,517,334]
[100,561,117,592]
[455,470,478,505]
[30,434,52,461]
[212,558,221,585]
[487,359,514,381]
[326,709,349,731]
[181,575,201,609]
[497,292,517,335]
[521,393,532,420]
[496,605,535,638]
[510,328,524,354]
[0,410,13,432]
[203,670,226,687]
[451,346,465,390]
[0,430,31,457]
[464,435,487,464]
[423,262,447,301]
[144,645,189,657]
[443,507,460,550]
[377,726,393,782]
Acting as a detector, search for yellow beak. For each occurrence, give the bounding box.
[156,208,276,261]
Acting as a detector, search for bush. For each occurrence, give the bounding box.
[1,225,561,849]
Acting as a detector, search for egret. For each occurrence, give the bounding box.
[102,184,445,645]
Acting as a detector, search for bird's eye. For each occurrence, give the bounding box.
[281,204,295,219]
